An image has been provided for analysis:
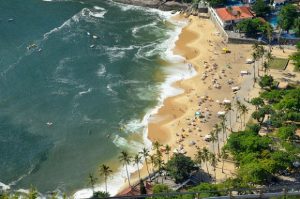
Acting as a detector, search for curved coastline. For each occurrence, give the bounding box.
[118,12,256,196]
[73,9,194,199]
[116,14,200,196]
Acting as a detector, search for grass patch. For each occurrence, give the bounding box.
[269,58,289,70]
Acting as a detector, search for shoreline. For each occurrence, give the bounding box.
[118,12,257,195]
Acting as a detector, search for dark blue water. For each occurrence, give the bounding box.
[0,0,176,194]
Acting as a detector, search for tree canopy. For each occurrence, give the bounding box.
[225,86,300,186]
[251,0,271,18]
[236,18,272,38]
[166,153,195,183]
[259,75,274,89]
[290,42,300,71]
[278,4,299,32]
[206,0,227,7]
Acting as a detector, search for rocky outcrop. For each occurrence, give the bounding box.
[112,0,189,11]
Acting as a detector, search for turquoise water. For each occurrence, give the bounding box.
[0,0,180,194]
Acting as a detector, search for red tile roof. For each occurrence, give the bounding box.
[215,6,254,22]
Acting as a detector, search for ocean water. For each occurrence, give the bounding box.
[0,0,192,196]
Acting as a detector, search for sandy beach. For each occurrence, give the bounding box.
[118,14,262,195]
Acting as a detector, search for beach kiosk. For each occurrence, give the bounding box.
[223,99,231,104]
[231,86,240,92]
[195,111,201,118]
[203,134,212,141]
[245,58,254,64]
[240,70,249,76]
[217,111,226,116]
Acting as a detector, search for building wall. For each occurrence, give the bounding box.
[208,7,229,41]
[209,7,225,27]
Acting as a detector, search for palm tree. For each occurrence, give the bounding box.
[266,50,273,63]
[235,99,241,123]
[88,173,97,195]
[154,153,164,183]
[202,147,210,175]
[149,155,156,173]
[252,42,260,53]
[220,148,229,174]
[165,144,171,162]
[224,103,232,131]
[140,148,151,180]
[263,61,269,75]
[153,141,161,154]
[209,131,217,155]
[266,24,273,51]
[28,186,38,199]
[240,104,249,128]
[195,148,203,169]
[134,154,142,181]
[252,51,258,85]
[258,45,265,77]
[209,153,217,183]
[119,150,132,188]
[99,164,112,194]
[214,124,221,156]
[213,124,221,154]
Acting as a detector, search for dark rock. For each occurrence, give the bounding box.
[113,0,189,11]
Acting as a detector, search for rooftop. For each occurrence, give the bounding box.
[215,6,254,22]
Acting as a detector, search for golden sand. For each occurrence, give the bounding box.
[118,14,259,194]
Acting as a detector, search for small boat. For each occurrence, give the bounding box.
[92,35,98,39]
[38,48,42,52]
[8,18,14,22]
[46,122,53,126]
[27,43,37,50]
[90,44,95,48]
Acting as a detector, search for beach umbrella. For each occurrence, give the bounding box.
[223,99,231,104]
[217,111,226,116]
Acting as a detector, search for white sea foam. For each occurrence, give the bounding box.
[132,22,158,37]
[93,6,105,11]
[43,11,80,40]
[96,64,106,77]
[74,162,137,198]
[78,88,92,96]
[112,0,175,19]
[0,182,10,191]
[106,84,118,96]
[82,7,107,19]
[74,134,146,199]
[103,45,138,62]
[74,5,193,198]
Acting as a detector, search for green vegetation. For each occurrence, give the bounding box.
[293,17,300,37]
[152,184,171,194]
[99,164,112,194]
[225,86,300,186]
[206,0,227,7]
[290,42,300,71]
[258,75,274,89]
[251,0,271,18]
[236,18,272,38]
[269,58,289,70]
[278,4,299,33]
[93,191,110,199]
[166,153,195,183]
[140,180,147,195]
